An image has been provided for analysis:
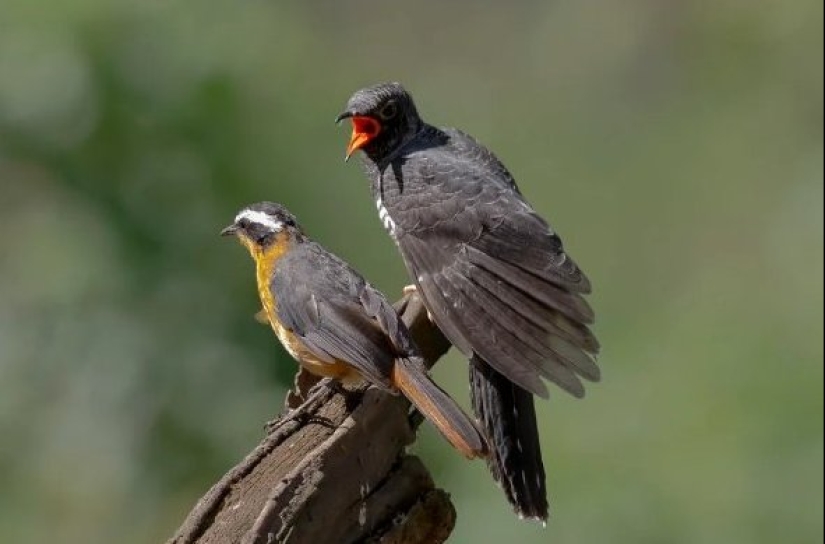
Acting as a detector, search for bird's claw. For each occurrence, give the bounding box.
[402,284,434,321]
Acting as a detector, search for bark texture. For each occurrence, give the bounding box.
[168,292,456,544]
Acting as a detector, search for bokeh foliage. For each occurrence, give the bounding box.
[0,1,821,542]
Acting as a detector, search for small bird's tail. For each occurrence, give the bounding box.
[470,356,548,521]
[392,357,487,459]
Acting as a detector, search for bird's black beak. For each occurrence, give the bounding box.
[220,224,239,237]
[335,110,354,124]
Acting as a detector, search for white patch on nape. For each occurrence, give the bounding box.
[235,209,285,232]
[375,197,397,236]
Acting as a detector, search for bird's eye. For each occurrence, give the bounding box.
[379,101,398,120]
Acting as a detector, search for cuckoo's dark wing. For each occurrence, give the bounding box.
[394,148,600,398]
[439,127,522,194]
[270,244,402,390]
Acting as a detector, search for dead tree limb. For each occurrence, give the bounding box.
[168,292,455,544]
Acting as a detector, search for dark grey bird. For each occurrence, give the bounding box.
[336,83,600,521]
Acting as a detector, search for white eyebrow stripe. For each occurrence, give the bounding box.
[235,209,284,232]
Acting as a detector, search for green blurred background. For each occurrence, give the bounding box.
[0,1,821,542]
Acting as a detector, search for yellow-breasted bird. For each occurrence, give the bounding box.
[221,201,487,459]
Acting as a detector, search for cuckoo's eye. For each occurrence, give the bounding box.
[378,100,398,120]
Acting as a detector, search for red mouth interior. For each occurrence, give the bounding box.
[346,116,382,158]
[352,116,380,138]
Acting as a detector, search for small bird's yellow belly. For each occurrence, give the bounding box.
[254,244,360,384]
[267,310,361,384]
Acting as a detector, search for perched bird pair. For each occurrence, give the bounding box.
[223,83,600,522]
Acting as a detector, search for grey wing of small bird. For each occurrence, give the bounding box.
[357,282,420,358]
[270,246,397,390]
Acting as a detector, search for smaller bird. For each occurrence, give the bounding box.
[221,201,487,459]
